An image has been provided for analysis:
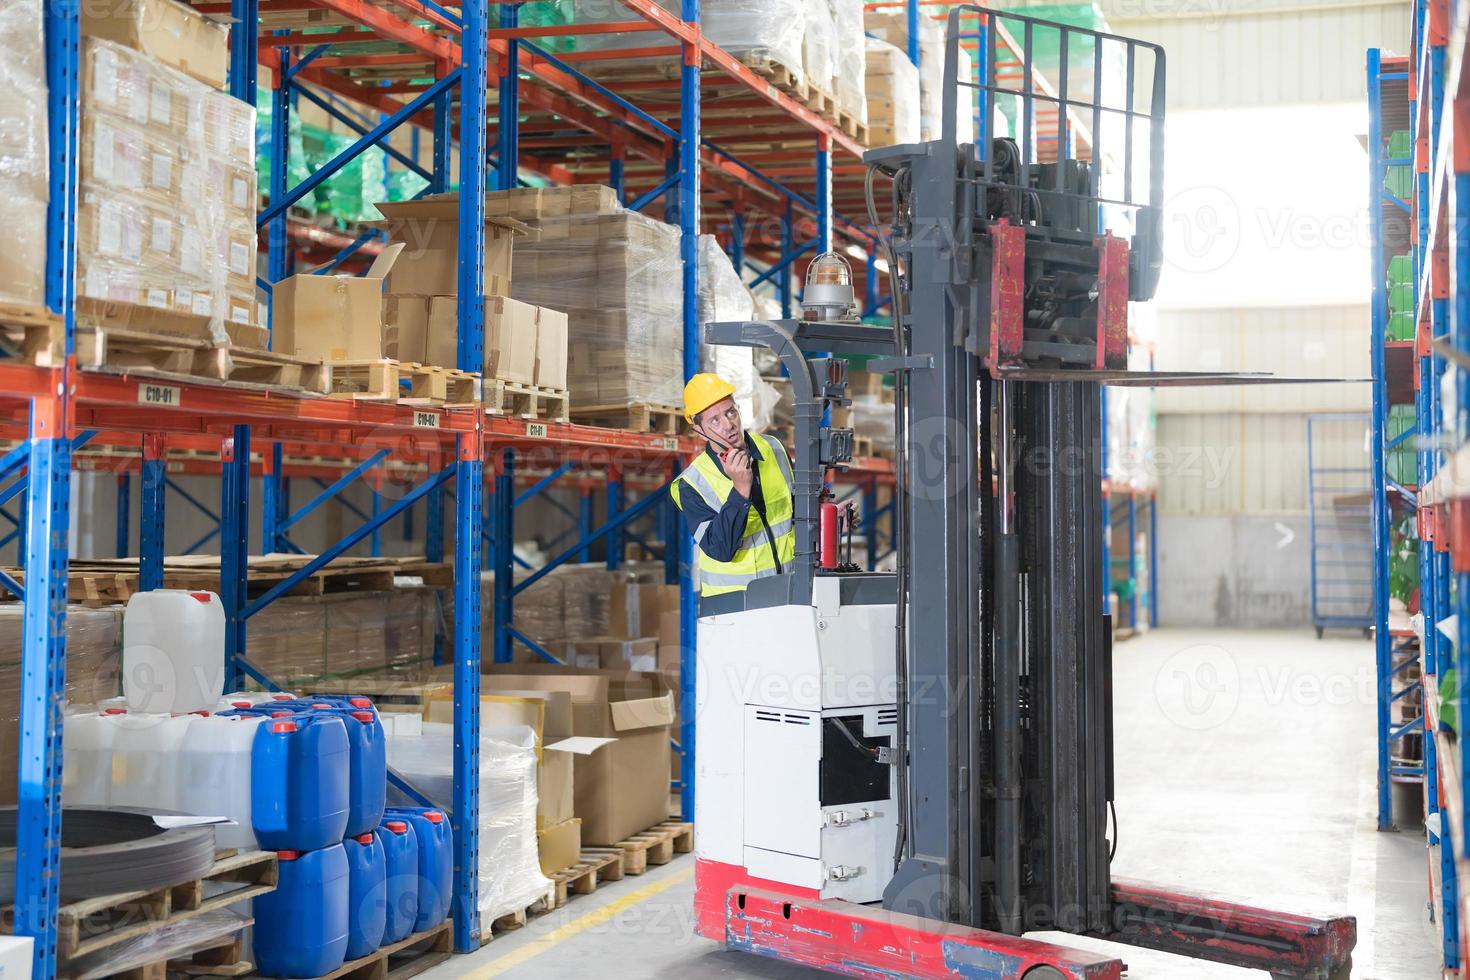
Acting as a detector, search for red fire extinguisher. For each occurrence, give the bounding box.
[819,493,839,569]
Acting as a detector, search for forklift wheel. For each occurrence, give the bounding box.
[1023,969,1069,980]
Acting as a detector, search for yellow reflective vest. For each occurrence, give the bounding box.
[671,431,797,596]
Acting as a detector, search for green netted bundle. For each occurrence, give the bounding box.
[1385,129,1413,200]
[1387,253,1414,341]
[519,1,576,54]
[1389,511,1419,606]
[1387,405,1418,486]
[305,129,389,223]
[254,89,310,202]
[388,168,433,202]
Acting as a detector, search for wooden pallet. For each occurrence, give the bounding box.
[587,48,807,100]
[167,935,254,977]
[480,885,557,943]
[328,359,481,407]
[0,555,406,605]
[570,402,682,435]
[487,378,570,422]
[851,435,875,459]
[13,850,280,962]
[583,821,694,877]
[546,850,626,908]
[220,345,331,394]
[246,922,452,980]
[0,319,328,393]
[0,303,64,366]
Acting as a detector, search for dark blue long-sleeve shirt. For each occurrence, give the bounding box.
[674,433,773,564]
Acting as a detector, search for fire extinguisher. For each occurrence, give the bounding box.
[819,492,839,570]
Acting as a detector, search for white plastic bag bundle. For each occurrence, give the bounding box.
[386,722,552,923]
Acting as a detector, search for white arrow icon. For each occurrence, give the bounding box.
[1275,522,1295,549]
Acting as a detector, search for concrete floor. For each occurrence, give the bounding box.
[427,628,1444,979]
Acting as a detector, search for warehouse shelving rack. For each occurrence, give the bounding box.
[9,2,1162,976]
[1374,0,1470,960]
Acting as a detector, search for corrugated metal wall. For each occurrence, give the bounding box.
[1002,0,1410,109]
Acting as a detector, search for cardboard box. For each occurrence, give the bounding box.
[82,0,230,90]
[375,195,526,298]
[271,243,402,361]
[485,666,674,845]
[657,609,680,646]
[551,639,658,673]
[534,305,568,389]
[609,582,679,640]
[383,294,429,362]
[0,197,48,307]
[488,295,538,384]
[538,746,574,829]
[425,296,461,369]
[537,817,581,876]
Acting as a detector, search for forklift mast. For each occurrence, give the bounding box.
[867,4,1164,934]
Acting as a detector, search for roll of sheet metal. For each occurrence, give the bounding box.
[0,806,217,902]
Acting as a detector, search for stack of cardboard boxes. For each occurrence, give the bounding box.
[426,661,675,875]
[864,37,922,147]
[71,0,259,344]
[0,0,48,309]
[485,667,676,862]
[506,185,686,409]
[271,192,569,391]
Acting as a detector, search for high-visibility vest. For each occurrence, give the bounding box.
[671,431,797,596]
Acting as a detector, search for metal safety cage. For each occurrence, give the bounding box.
[940,3,1166,305]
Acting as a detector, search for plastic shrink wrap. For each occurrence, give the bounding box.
[803,0,835,98]
[864,38,921,147]
[830,0,867,125]
[78,39,256,342]
[696,235,758,424]
[0,0,49,307]
[0,605,122,805]
[569,0,807,87]
[864,10,972,141]
[511,207,684,407]
[386,722,552,923]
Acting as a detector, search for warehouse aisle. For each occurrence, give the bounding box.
[431,628,1441,979]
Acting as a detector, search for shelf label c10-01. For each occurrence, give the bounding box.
[138,383,181,407]
[525,422,548,439]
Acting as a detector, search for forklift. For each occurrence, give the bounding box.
[691,6,1356,978]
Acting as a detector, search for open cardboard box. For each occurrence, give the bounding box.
[271,243,403,361]
[375,195,530,297]
[483,666,674,845]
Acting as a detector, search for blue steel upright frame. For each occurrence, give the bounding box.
[15,0,81,972]
[1374,23,1462,967]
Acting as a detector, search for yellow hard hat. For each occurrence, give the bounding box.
[683,373,736,422]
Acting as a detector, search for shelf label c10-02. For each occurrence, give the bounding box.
[414,411,441,429]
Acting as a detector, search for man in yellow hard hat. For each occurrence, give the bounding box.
[671,373,797,596]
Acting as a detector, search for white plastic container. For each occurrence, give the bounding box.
[61,709,125,805]
[215,690,291,713]
[108,712,192,811]
[178,713,264,848]
[123,590,226,713]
